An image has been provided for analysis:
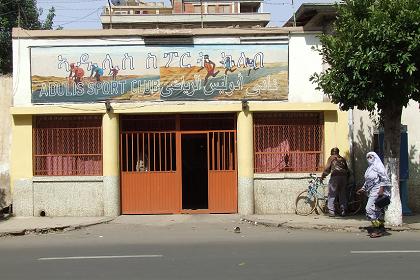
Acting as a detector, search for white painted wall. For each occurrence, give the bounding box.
[288,33,324,103]
[402,101,420,164]
[0,75,12,209]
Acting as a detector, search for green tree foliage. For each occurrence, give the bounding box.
[311,0,420,158]
[0,0,57,74]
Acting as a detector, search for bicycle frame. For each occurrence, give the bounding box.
[296,173,362,216]
[307,175,325,200]
[295,173,325,216]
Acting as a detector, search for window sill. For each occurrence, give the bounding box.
[254,173,322,180]
[33,176,104,183]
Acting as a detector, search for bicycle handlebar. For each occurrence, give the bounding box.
[309,173,321,178]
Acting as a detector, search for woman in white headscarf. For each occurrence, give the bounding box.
[357,151,391,238]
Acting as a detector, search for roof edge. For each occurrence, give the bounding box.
[12,27,318,39]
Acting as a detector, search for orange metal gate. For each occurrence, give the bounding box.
[120,131,181,214]
[208,131,237,213]
[120,114,237,214]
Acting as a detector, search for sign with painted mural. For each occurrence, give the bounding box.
[30,44,288,103]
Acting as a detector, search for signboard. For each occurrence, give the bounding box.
[30,44,288,103]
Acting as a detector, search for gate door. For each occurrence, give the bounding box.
[120,131,181,214]
[208,131,237,213]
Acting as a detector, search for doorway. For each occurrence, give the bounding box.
[120,114,237,214]
[182,134,208,210]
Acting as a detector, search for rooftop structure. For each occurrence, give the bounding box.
[101,0,270,29]
[283,3,336,32]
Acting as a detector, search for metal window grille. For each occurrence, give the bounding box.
[120,115,176,172]
[33,116,102,176]
[121,131,176,172]
[208,131,236,171]
[254,112,324,173]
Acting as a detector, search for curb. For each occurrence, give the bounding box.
[0,217,115,238]
[241,217,417,233]
[241,218,362,233]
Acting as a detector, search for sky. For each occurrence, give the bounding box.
[36,0,336,29]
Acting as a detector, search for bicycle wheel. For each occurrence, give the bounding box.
[295,190,317,216]
[347,193,363,215]
[318,197,328,214]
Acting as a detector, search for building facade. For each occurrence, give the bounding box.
[11,27,349,217]
[101,0,270,29]
[284,3,420,213]
[352,105,420,213]
[0,75,12,213]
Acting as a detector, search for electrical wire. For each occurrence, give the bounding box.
[34,1,292,28]
[52,8,101,27]
[264,1,291,5]
[37,0,104,3]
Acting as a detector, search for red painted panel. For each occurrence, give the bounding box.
[208,171,237,213]
[121,172,181,214]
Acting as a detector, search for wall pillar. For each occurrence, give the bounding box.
[237,111,254,215]
[102,112,120,216]
[0,76,12,210]
[11,115,34,216]
[324,110,350,162]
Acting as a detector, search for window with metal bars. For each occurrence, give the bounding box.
[33,116,103,176]
[120,115,176,172]
[208,131,236,171]
[121,132,176,172]
[254,112,324,173]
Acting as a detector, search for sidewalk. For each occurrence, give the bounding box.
[242,214,420,232]
[0,213,419,237]
[0,215,114,237]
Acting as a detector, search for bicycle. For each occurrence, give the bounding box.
[295,174,363,216]
[295,173,325,216]
[318,182,364,216]
[342,183,364,216]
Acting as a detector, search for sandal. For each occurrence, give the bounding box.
[369,232,382,238]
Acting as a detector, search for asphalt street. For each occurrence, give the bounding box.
[0,219,419,280]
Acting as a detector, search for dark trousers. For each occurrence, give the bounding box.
[327,175,348,215]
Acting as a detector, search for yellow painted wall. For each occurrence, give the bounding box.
[10,103,349,180]
[10,102,339,115]
[103,112,120,176]
[10,115,33,188]
[237,111,254,178]
[324,110,350,162]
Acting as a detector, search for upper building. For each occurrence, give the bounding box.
[283,3,337,33]
[101,0,270,29]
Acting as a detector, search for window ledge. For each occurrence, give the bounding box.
[254,173,322,180]
[33,176,104,183]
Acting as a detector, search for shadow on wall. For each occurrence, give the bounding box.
[0,172,11,215]
[0,189,5,210]
[408,145,420,213]
[353,117,420,213]
[352,117,373,187]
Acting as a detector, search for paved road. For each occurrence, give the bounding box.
[0,219,419,280]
